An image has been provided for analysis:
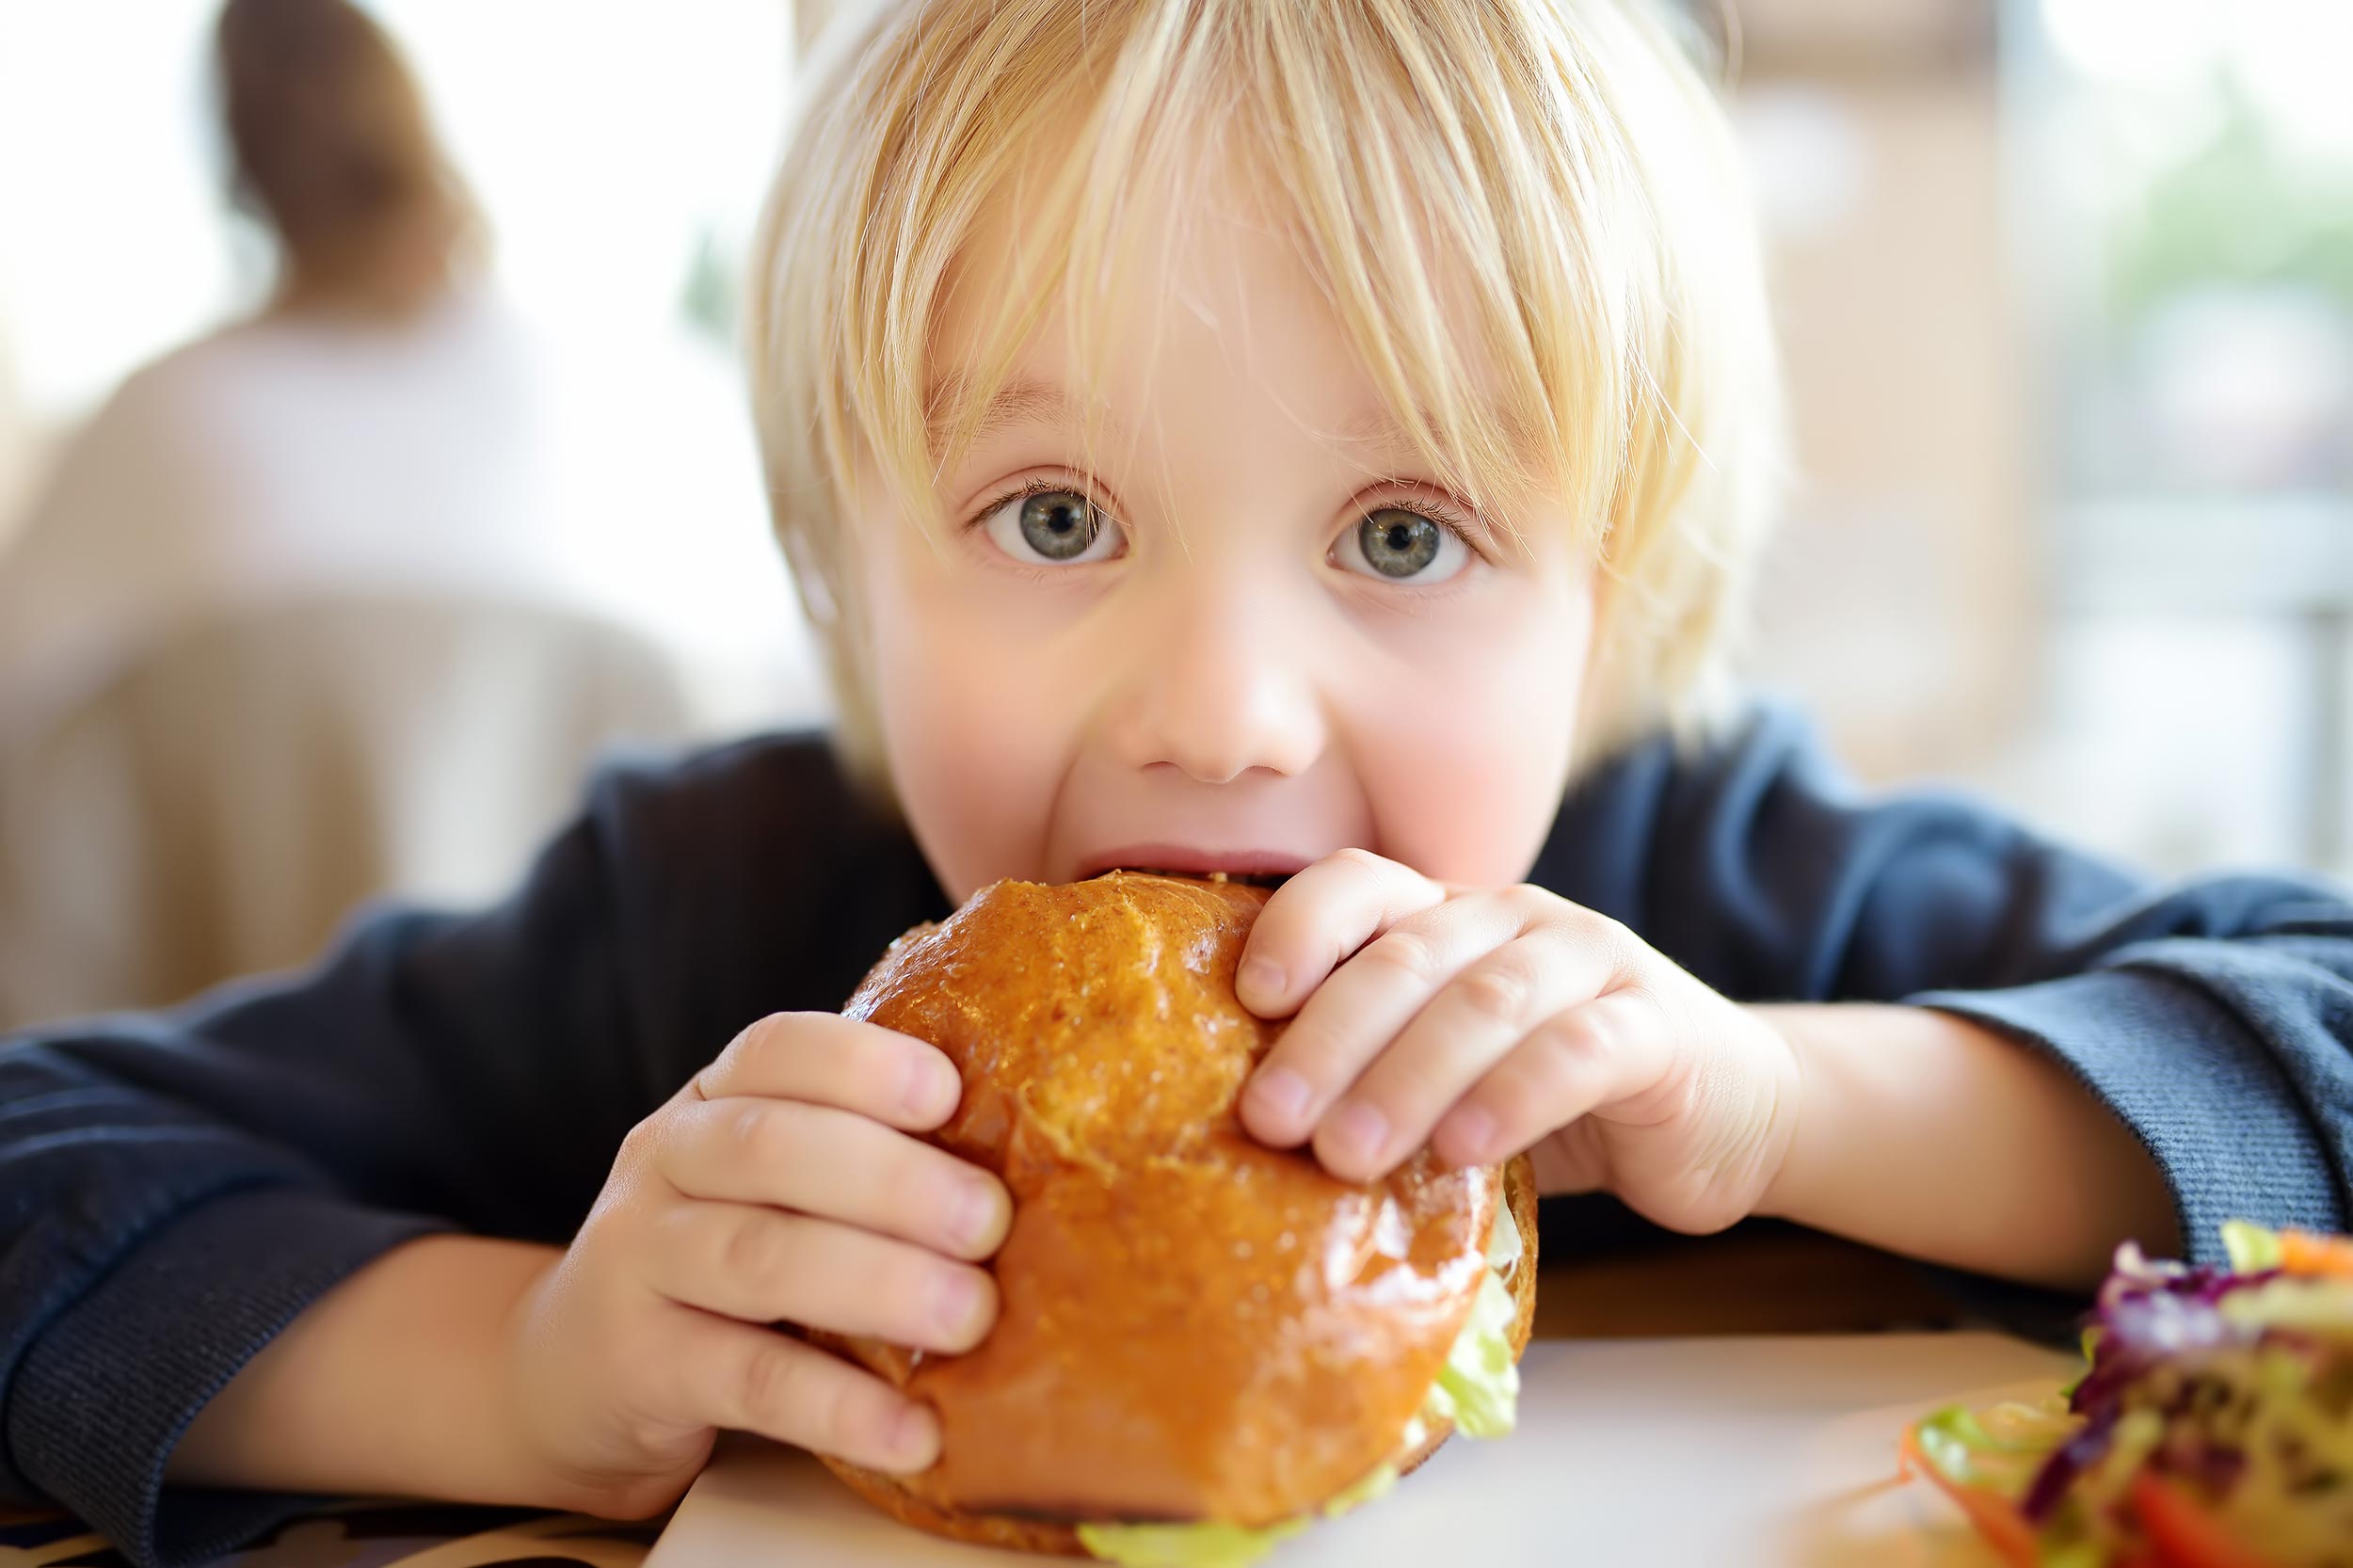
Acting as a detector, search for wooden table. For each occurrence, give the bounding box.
[1534,1217,1970,1340]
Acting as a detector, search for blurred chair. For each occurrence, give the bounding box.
[0,595,693,1031]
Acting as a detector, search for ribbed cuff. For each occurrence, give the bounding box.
[1909,965,2345,1271]
[9,1186,450,1568]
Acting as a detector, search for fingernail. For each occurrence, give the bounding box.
[1241,957,1286,1004]
[1446,1105,1497,1164]
[951,1179,1002,1251]
[1327,1100,1389,1171]
[903,1055,957,1120]
[1250,1065,1310,1126]
[888,1402,938,1467]
[933,1269,984,1338]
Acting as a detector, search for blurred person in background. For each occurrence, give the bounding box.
[0,0,704,1028]
[0,0,582,731]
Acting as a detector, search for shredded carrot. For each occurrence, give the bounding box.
[2131,1473,2281,1568]
[1898,1424,2039,1568]
[2276,1227,2353,1279]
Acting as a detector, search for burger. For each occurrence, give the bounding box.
[812,870,1539,1563]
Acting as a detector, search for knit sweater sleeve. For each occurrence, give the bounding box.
[0,800,644,1566]
[0,732,936,1568]
[1537,700,2353,1274]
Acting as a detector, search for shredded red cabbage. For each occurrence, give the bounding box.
[1910,1224,2353,1566]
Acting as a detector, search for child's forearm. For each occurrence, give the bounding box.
[1750,1002,2181,1291]
[168,1234,568,1504]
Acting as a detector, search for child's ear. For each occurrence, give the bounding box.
[779,525,844,632]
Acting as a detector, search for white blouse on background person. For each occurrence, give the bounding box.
[0,284,818,737]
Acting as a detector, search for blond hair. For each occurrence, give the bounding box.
[749,0,1785,805]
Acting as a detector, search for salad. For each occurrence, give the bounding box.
[1902,1223,2353,1567]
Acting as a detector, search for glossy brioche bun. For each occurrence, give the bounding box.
[813,871,1540,1556]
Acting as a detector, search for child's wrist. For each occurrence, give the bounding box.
[1731,1001,2176,1289]
[169,1234,569,1500]
[493,1248,617,1513]
[388,1237,576,1509]
[1739,1001,1814,1226]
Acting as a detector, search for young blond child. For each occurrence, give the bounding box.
[3,1,2346,1563]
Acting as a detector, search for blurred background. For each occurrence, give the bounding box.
[0,0,2345,1027]
[1725,0,2353,883]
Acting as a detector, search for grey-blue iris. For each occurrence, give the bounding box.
[1019,490,1098,560]
[1360,508,1440,577]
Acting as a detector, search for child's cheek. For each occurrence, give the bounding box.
[860,543,1082,903]
[1343,577,1592,888]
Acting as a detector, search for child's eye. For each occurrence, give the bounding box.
[977,484,1125,567]
[1332,507,1471,584]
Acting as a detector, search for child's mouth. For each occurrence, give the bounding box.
[1074,845,1311,888]
[1102,866,1292,890]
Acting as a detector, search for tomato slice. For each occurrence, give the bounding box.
[2130,1473,2280,1568]
[1899,1424,2039,1568]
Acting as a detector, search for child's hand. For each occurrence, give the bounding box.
[501,1012,1010,1515]
[1234,850,1801,1236]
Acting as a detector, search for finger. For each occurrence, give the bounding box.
[1233,848,1447,1020]
[657,1097,1011,1260]
[647,1201,999,1354]
[1432,985,1680,1169]
[1238,892,1522,1151]
[671,1309,940,1473]
[1317,927,1619,1182]
[691,1012,961,1131]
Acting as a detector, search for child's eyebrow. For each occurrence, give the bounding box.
[926,375,1113,451]
[927,372,1553,505]
[1331,404,1419,452]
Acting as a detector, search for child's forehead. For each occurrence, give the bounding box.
[923,145,1510,478]
[920,371,1438,471]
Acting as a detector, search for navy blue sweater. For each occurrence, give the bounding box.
[3,701,2349,1567]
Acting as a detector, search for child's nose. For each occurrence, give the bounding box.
[1102,588,1328,785]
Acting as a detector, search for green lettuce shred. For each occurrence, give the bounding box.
[2221,1218,2285,1273]
[2063,1325,2100,1400]
[1913,1401,2069,1469]
[1910,1405,1989,1485]
[2218,1276,2353,1336]
[1076,1519,1307,1568]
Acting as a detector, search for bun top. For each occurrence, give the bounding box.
[836,871,1504,1528]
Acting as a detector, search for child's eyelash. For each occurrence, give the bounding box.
[960,476,1102,536]
[960,477,1489,559]
[1377,492,1487,555]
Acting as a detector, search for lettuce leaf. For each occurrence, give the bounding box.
[1486,1201,1524,1272]
[1076,1519,1307,1568]
[1421,1262,1520,1438]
